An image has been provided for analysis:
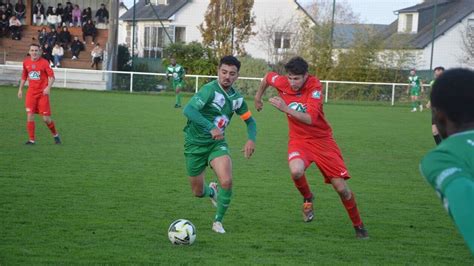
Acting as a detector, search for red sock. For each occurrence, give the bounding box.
[341,192,363,227]
[27,121,35,141]
[292,175,313,200]
[46,121,58,136]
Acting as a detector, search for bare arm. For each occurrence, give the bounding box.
[254,75,269,112]
[18,79,26,99]
[43,76,55,95]
[269,96,312,125]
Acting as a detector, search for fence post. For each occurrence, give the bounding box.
[195,76,199,93]
[63,68,67,88]
[391,84,396,106]
[130,72,134,93]
[325,81,329,103]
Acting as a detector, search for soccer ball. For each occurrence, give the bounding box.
[168,219,196,245]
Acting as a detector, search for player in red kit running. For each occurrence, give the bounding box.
[255,56,368,239]
[18,43,61,145]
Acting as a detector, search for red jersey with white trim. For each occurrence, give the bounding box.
[22,57,54,95]
[266,72,332,139]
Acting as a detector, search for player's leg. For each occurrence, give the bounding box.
[313,137,368,238]
[431,114,442,145]
[410,95,417,112]
[185,145,216,200]
[39,95,60,144]
[209,154,232,233]
[25,94,37,144]
[175,83,182,108]
[288,142,314,222]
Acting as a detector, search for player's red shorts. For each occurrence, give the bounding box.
[25,92,51,116]
[288,137,350,183]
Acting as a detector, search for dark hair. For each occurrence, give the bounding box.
[434,66,445,72]
[284,56,308,75]
[30,43,41,49]
[431,68,474,125]
[219,55,241,71]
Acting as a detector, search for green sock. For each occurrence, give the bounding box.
[412,101,417,109]
[215,187,232,222]
[176,93,182,106]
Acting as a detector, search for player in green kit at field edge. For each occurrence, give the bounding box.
[406,69,424,112]
[420,68,474,255]
[166,57,185,108]
[426,66,445,145]
[182,56,257,233]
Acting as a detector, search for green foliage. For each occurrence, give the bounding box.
[233,56,270,96]
[1,86,473,264]
[199,0,256,58]
[163,42,218,76]
[117,44,132,71]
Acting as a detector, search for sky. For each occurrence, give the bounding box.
[121,0,422,25]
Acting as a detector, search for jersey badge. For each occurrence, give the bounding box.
[288,102,307,113]
[232,98,243,111]
[28,71,41,80]
[212,91,226,111]
[214,115,229,131]
[312,90,321,99]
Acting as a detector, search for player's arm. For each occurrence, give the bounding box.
[18,63,28,99]
[183,88,222,140]
[255,73,271,112]
[43,65,56,95]
[269,96,312,125]
[236,101,256,159]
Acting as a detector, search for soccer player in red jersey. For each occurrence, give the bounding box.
[255,56,368,239]
[17,43,61,145]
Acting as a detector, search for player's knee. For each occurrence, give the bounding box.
[290,168,305,179]
[42,116,51,123]
[336,187,352,200]
[220,178,232,190]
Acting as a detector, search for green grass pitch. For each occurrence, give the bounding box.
[0,86,472,264]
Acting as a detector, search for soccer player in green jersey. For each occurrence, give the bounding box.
[426,66,445,145]
[182,56,257,233]
[420,68,474,255]
[166,57,185,108]
[406,69,424,112]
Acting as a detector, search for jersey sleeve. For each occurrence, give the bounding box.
[186,85,213,111]
[304,80,323,125]
[265,72,288,92]
[22,62,28,81]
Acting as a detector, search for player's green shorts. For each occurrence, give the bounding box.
[184,140,230,176]
[410,88,420,96]
[172,80,184,89]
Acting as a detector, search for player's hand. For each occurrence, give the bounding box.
[17,89,22,99]
[254,98,263,112]
[269,97,287,113]
[43,87,50,95]
[210,128,224,140]
[241,140,255,159]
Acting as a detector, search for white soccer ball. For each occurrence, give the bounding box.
[168,219,196,245]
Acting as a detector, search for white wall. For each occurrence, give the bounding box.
[118,5,128,45]
[420,12,474,69]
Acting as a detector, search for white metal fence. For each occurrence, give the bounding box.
[0,64,430,105]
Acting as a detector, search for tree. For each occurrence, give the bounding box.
[163,41,218,76]
[199,0,256,58]
[460,23,474,67]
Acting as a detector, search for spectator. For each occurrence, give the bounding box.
[46,7,62,29]
[37,26,48,46]
[82,19,96,44]
[5,2,13,19]
[71,4,81,27]
[91,43,103,70]
[13,0,25,20]
[95,3,109,24]
[41,42,53,66]
[81,7,91,26]
[63,1,73,27]
[56,3,64,24]
[46,26,57,47]
[32,0,45,26]
[0,13,8,37]
[70,36,83,60]
[58,26,71,49]
[51,43,64,67]
[8,15,21,40]
[0,4,6,19]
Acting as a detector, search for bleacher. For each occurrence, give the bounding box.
[1,25,108,69]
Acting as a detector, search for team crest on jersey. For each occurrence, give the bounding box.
[288,102,307,113]
[312,90,321,99]
[212,91,226,111]
[29,71,41,80]
[232,98,243,111]
[214,115,229,131]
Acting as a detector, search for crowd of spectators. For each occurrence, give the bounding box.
[0,1,108,69]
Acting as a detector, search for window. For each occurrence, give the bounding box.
[274,32,291,49]
[175,27,186,43]
[143,26,175,58]
[405,14,413,32]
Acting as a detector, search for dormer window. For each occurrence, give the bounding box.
[397,12,418,33]
[145,0,168,5]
